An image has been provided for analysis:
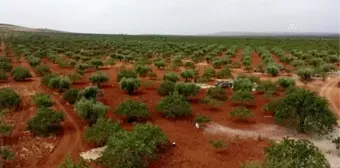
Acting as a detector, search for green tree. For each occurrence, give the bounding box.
[233,77,253,92]
[117,69,137,82]
[0,88,20,109]
[274,87,336,134]
[156,93,192,119]
[89,58,103,69]
[174,82,201,97]
[206,86,227,101]
[99,123,168,168]
[78,86,102,100]
[216,66,233,79]
[84,118,122,146]
[229,106,253,120]
[11,66,32,81]
[88,71,109,87]
[265,138,330,168]
[265,64,280,76]
[48,75,72,92]
[201,67,216,81]
[296,67,314,83]
[120,77,141,95]
[0,70,7,80]
[276,78,296,89]
[32,93,53,108]
[157,81,175,96]
[230,90,254,105]
[115,100,151,122]
[35,65,51,76]
[163,72,179,82]
[181,69,196,82]
[256,80,278,97]
[27,107,64,136]
[74,99,108,124]
[154,60,166,69]
[58,155,90,168]
[135,65,151,77]
[62,88,80,104]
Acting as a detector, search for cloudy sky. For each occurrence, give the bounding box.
[0,0,339,34]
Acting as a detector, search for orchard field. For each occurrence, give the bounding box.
[0,32,339,168]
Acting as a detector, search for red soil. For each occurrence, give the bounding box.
[231,48,242,65]
[251,52,262,68]
[3,52,280,168]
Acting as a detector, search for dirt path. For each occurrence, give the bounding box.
[319,75,340,119]
[34,93,83,168]
[14,54,83,168]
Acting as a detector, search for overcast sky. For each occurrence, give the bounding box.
[0,0,339,35]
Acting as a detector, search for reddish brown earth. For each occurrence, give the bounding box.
[5,45,338,168]
[271,54,295,71]
[250,52,262,68]
[231,48,242,65]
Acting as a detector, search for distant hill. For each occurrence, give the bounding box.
[207,31,340,37]
[0,23,66,33]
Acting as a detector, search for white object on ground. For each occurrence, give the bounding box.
[195,123,200,129]
[80,146,107,160]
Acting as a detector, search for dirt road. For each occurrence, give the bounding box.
[16,54,83,168]
[319,75,340,119]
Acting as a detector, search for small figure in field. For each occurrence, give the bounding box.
[172,142,176,147]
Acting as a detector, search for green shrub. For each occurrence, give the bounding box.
[296,67,314,82]
[148,71,157,80]
[84,118,122,146]
[27,107,64,136]
[120,77,140,95]
[89,71,109,86]
[78,86,102,100]
[194,115,211,124]
[174,82,200,97]
[181,69,196,82]
[58,155,90,168]
[0,70,7,80]
[74,99,108,124]
[48,75,72,92]
[229,106,253,120]
[265,64,280,76]
[89,58,103,69]
[157,81,175,96]
[230,90,254,105]
[0,146,14,161]
[99,123,168,168]
[11,66,32,81]
[210,140,227,149]
[201,67,216,80]
[163,72,179,82]
[62,88,80,104]
[184,61,195,69]
[265,138,330,168]
[0,57,13,72]
[0,88,20,109]
[27,56,41,66]
[154,60,166,69]
[216,67,233,79]
[276,78,296,89]
[115,100,151,122]
[117,69,137,82]
[200,96,223,109]
[135,65,151,77]
[156,93,192,119]
[206,86,227,101]
[233,77,253,92]
[32,93,53,107]
[35,65,51,76]
[256,80,278,97]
